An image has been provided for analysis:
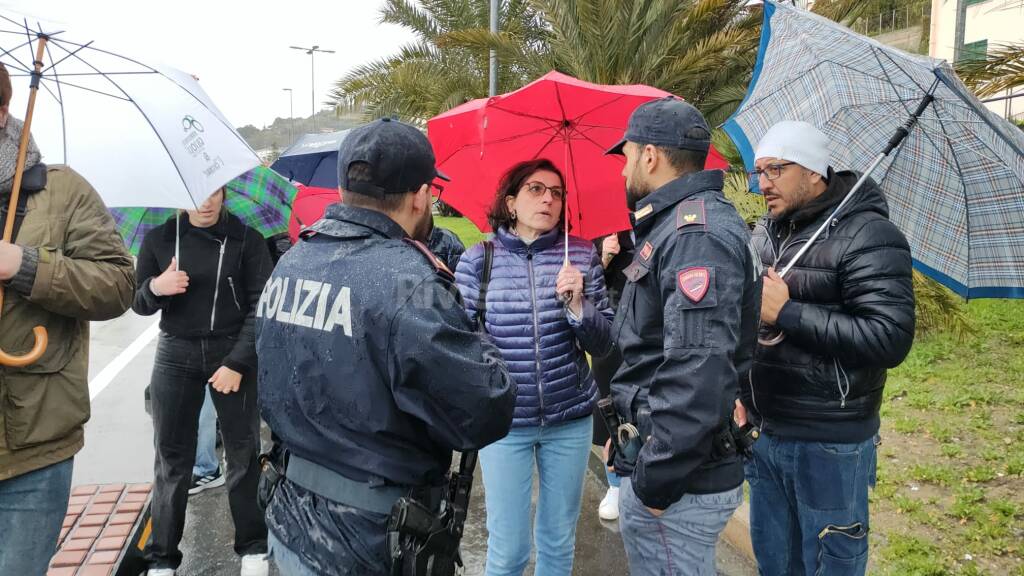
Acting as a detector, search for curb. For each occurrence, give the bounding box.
[587,447,756,562]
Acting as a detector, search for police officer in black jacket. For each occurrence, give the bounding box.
[604,97,761,576]
[256,118,515,576]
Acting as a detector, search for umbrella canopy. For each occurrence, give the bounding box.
[1,11,259,209]
[723,1,1024,298]
[271,129,352,188]
[111,166,297,256]
[428,71,729,240]
[288,184,339,243]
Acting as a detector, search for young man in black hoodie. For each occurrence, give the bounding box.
[134,188,273,576]
[738,121,915,576]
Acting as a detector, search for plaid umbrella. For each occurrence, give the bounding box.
[723,1,1024,298]
[111,166,297,256]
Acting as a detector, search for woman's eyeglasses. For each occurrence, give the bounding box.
[520,181,565,201]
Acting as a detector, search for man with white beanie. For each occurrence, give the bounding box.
[735,120,915,576]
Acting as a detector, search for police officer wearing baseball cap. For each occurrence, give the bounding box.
[256,118,516,575]
[605,97,761,575]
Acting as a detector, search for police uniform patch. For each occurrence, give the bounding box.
[677,267,710,302]
[676,199,706,231]
[634,204,654,222]
[639,241,654,262]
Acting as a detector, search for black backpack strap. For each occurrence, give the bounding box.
[476,241,493,332]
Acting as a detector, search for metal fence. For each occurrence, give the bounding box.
[851,4,931,38]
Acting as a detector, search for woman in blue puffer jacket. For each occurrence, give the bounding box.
[455,159,614,576]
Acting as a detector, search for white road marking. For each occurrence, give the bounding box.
[88,319,161,400]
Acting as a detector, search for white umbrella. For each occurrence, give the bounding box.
[1,10,260,210]
[0,11,258,366]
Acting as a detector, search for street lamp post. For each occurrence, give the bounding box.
[282,87,294,143]
[289,44,335,132]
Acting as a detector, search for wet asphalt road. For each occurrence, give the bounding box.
[78,311,756,575]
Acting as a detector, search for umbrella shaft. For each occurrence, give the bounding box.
[3,36,48,243]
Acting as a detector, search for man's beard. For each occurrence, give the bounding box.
[625,161,654,211]
[412,209,433,242]
[626,180,652,211]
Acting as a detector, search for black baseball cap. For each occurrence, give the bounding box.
[337,118,449,196]
[605,96,711,155]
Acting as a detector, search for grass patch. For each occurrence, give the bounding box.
[871,299,1024,574]
[436,216,486,248]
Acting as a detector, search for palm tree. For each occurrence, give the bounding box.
[956,43,1024,99]
[328,0,546,124]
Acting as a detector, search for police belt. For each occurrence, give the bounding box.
[286,456,444,515]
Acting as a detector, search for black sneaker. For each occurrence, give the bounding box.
[188,467,226,495]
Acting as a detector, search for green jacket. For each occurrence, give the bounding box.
[0,165,135,481]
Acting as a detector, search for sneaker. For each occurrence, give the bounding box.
[598,486,620,521]
[188,467,226,495]
[240,553,269,576]
[147,569,175,576]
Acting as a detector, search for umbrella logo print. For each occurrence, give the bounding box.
[182,115,205,133]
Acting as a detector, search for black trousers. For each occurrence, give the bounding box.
[146,333,267,569]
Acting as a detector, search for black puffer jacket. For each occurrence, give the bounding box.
[743,170,915,443]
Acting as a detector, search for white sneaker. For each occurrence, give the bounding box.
[240,553,269,576]
[147,569,175,576]
[599,486,620,521]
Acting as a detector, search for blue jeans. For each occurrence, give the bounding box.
[479,416,592,576]
[605,468,622,488]
[746,434,876,576]
[0,458,74,576]
[619,477,742,576]
[268,531,319,576]
[193,387,219,477]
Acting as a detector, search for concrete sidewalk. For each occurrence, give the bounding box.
[173,439,755,575]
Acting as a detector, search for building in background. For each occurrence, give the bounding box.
[931,0,1024,120]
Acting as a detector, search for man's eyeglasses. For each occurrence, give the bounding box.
[748,162,797,182]
[520,181,565,201]
[430,182,445,208]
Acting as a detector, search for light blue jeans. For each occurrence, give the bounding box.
[0,458,74,576]
[619,477,742,576]
[479,416,592,576]
[193,387,219,477]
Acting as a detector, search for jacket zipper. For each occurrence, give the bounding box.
[210,239,227,331]
[526,251,546,425]
[228,277,241,311]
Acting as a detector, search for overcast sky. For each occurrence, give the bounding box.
[7,0,414,128]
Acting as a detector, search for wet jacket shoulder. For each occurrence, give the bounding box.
[0,164,135,481]
[257,204,514,488]
[455,227,614,427]
[132,211,273,376]
[745,170,915,443]
[610,170,760,510]
[427,225,465,271]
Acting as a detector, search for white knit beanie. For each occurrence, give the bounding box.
[755,120,832,177]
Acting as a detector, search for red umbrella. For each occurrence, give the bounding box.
[288,184,340,243]
[427,71,728,240]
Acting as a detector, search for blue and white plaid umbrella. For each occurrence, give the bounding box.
[723,1,1024,299]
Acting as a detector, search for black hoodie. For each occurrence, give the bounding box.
[745,170,916,443]
[133,211,273,375]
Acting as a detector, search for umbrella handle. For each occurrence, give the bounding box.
[0,325,49,367]
[0,35,50,367]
